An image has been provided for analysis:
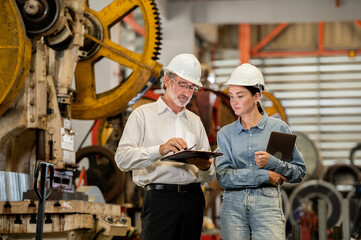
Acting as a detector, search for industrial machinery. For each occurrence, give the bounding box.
[0,0,162,238]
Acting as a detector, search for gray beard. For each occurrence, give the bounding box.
[169,83,191,108]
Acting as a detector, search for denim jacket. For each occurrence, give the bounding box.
[216,114,306,190]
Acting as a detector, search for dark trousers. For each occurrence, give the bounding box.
[141,186,205,240]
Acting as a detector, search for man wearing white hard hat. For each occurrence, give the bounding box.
[215,63,306,240]
[115,53,215,240]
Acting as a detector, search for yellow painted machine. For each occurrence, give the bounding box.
[0,0,162,238]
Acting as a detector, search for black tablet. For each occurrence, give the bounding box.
[266,131,297,162]
[161,150,223,163]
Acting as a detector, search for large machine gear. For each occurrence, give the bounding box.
[71,0,163,119]
[1,0,163,120]
[0,0,164,168]
[0,0,32,117]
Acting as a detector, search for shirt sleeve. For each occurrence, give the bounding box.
[264,125,307,183]
[215,127,269,189]
[198,164,216,183]
[114,109,162,171]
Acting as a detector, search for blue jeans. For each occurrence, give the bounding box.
[221,187,285,240]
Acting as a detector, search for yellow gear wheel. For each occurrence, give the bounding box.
[0,0,31,116]
[96,97,155,147]
[262,91,287,123]
[71,0,163,120]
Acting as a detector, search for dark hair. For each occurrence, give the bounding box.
[244,86,264,114]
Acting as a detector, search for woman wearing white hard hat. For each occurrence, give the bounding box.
[215,63,306,240]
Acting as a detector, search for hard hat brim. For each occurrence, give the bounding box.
[223,82,266,91]
[164,68,203,87]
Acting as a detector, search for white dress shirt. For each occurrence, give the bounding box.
[115,97,216,187]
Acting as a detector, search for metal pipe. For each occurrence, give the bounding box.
[292,224,302,240]
[318,199,327,240]
[342,198,350,240]
[34,161,54,240]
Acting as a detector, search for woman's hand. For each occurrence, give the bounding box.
[255,151,270,168]
[268,170,288,186]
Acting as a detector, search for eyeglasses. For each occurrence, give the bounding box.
[170,76,199,91]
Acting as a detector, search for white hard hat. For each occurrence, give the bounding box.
[224,63,265,90]
[164,53,203,87]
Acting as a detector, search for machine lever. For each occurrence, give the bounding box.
[33,161,54,240]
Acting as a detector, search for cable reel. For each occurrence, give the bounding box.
[289,180,343,229]
[282,132,324,190]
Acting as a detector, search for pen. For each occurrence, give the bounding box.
[184,144,196,151]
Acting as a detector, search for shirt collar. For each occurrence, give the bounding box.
[156,97,188,119]
[236,113,268,133]
[257,113,267,129]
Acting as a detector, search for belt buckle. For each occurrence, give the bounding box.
[177,185,187,192]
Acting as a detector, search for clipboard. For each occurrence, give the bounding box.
[266,131,297,162]
[161,150,223,163]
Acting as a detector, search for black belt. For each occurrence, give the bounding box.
[145,183,201,192]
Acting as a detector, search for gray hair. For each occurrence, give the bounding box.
[161,70,177,89]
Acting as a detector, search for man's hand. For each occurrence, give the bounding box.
[186,158,212,171]
[255,151,270,168]
[159,138,188,156]
[268,170,288,186]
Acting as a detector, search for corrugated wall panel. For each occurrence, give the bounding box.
[213,55,361,167]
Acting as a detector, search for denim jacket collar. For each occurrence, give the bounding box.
[236,113,267,133]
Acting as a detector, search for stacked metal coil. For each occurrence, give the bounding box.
[0,171,30,201]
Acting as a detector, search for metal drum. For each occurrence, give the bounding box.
[289,180,343,229]
[347,188,360,230]
[282,132,324,189]
[323,163,361,194]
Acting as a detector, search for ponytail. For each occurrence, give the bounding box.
[257,102,264,114]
